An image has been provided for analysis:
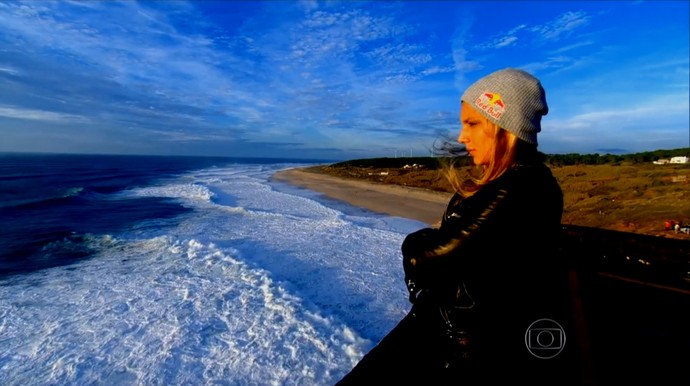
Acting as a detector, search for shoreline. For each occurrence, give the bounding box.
[272,167,452,226]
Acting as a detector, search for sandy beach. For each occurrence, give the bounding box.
[272,167,452,226]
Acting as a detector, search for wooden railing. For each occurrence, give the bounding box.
[559,225,690,385]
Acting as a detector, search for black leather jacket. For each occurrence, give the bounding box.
[401,162,570,367]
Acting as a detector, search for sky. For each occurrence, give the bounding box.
[0,0,688,160]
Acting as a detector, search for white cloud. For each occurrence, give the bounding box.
[0,2,239,106]
[0,1,447,156]
[519,56,574,74]
[145,129,229,142]
[365,43,432,67]
[451,19,482,91]
[548,95,688,136]
[0,105,91,123]
[0,66,20,76]
[531,11,590,41]
[421,66,456,76]
[476,24,526,49]
[494,35,518,48]
[549,40,594,54]
[2,1,681,158]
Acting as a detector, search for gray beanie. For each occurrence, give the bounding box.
[461,68,548,146]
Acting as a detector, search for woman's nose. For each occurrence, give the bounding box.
[458,129,467,143]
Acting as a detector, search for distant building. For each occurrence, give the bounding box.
[654,156,689,165]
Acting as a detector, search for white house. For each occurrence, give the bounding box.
[670,156,689,164]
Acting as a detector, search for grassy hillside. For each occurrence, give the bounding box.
[309,158,690,240]
[554,164,689,238]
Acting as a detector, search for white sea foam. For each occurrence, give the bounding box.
[0,163,427,385]
[123,183,215,204]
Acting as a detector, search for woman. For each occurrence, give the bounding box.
[336,68,580,385]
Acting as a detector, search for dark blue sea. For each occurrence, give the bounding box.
[0,153,324,277]
[0,152,419,385]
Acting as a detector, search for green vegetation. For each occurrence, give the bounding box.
[546,147,690,166]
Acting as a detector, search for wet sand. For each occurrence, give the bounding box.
[272,167,452,226]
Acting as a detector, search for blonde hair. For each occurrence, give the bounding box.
[444,118,519,197]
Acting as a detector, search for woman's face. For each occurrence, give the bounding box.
[459,102,494,166]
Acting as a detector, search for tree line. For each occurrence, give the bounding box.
[333,147,690,169]
[546,147,690,166]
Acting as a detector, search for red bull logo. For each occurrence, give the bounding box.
[474,91,506,120]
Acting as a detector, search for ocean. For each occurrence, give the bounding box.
[0,153,423,385]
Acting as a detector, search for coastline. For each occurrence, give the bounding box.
[272,167,452,226]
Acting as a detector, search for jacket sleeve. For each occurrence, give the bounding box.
[401,184,510,290]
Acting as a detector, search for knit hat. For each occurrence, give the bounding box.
[461,68,548,146]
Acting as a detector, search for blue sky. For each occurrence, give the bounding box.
[0,1,688,160]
